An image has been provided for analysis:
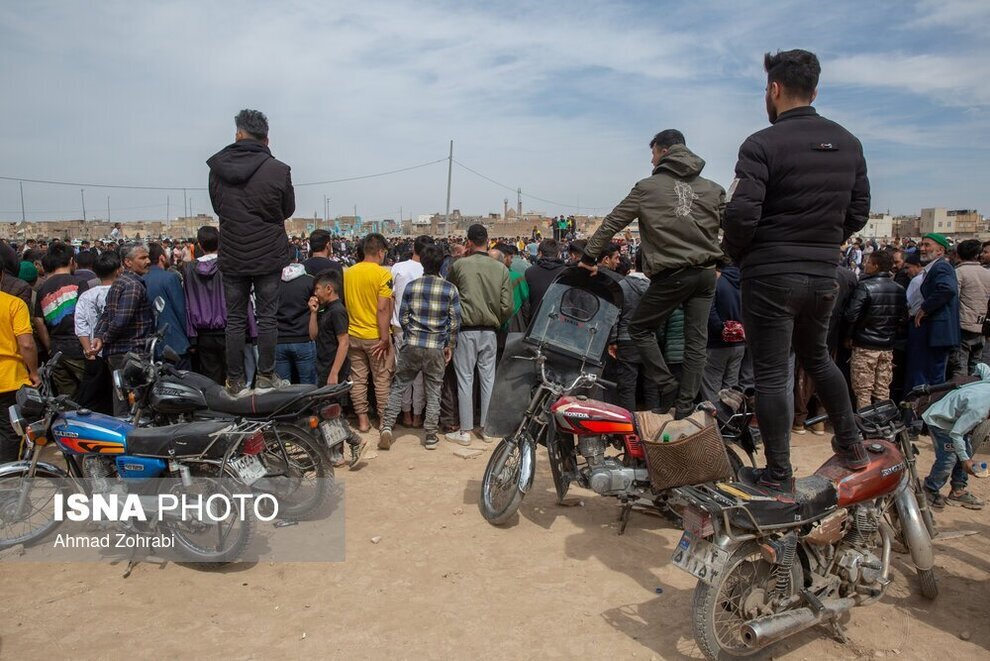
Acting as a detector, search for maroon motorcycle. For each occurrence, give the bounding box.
[479,269,754,528]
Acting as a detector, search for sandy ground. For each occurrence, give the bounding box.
[0,426,988,660]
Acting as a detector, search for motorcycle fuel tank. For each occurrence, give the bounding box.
[150,377,209,414]
[552,396,635,435]
[52,410,133,455]
[815,438,906,507]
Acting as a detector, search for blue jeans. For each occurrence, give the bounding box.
[924,427,972,493]
[275,342,317,385]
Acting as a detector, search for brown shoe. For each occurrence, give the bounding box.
[791,425,807,435]
[832,440,870,471]
[810,422,826,436]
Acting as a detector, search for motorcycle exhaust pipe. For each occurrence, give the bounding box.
[741,598,856,649]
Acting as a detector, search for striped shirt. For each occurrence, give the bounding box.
[399,275,461,351]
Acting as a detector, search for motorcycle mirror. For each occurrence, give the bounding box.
[154,296,166,314]
[162,346,180,364]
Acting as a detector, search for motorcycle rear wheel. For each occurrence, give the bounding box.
[257,424,333,520]
[692,542,803,660]
[165,468,253,566]
[479,438,528,525]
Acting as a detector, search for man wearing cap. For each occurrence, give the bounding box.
[904,233,959,389]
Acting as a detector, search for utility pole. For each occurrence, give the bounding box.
[19,181,25,222]
[183,188,188,219]
[190,197,194,217]
[444,139,453,235]
[81,189,87,221]
[107,196,110,223]
[166,196,170,222]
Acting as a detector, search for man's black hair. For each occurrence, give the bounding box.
[599,243,620,262]
[467,224,488,247]
[314,268,342,294]
[420,244,444,276]
[764,49,820,99]
[538,238,560,259]
[363,233,386,256]
[957,238,982,262]
[413,234,435,257]
[75,247,95,270]
[569,239,587,255]
[869,250,893,273]
[94,250,121,279]
[197,226,219,252]
[649,129,686,150]
[235,109,269,140]
[309,229,332,254]
[615,255,632,276]
[45,241,74,270]
[148,242,167,266]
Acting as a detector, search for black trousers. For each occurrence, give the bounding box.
[75,357,113,415]
[195,332,228,386]
[628,267,715,416]
[742,274,860,481]
[0,391,19,462]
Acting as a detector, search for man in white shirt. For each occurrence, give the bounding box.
[391,235,431,427]
[74,250,121,413]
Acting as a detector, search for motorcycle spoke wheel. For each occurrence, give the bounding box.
[480,438,526,524]
[0,474,62,549]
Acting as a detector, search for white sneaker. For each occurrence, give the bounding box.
[445,431,472,447]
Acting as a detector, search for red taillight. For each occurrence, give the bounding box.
[320,403,342,420]
[241,432,265,456]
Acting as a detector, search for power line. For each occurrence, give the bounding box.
[452,159,608,212]
[0,157,449,192]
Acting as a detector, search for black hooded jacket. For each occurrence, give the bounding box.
[207,140,295,276]
[524,257,566,323]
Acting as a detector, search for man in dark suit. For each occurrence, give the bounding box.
[904,233,960,388]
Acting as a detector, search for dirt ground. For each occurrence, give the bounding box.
[1,427,988,660]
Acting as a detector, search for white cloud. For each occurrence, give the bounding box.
[829,53,990,107]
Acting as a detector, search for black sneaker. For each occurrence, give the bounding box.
[831,440,870,471]
[349,440,368,469]
[424,433,439,450]
[738,467,795,494]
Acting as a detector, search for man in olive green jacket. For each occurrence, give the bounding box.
[580,130,724,418]
[446,224,513,445]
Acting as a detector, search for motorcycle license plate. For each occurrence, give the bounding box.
[672,531,729,586]
[320,419,350,448]
[230,455,266,486]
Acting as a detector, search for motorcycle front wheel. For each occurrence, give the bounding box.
[692,542,803,660]
[479,437,529,525]
[0,468,65,549]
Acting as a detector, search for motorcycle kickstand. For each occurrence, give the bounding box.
[828,617,847,644]
[618,503,633,535]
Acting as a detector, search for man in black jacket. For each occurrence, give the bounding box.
[723,49,871,490]
[843,251,906,410]
[207,109,295,395]
[524,238,565,324]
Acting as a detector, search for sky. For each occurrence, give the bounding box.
[1,0,988,225]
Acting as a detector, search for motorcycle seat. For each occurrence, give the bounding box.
[719,475,838,530]
[202,384,318,416]
[127,420,236,459]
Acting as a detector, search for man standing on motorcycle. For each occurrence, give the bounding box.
[579,130,724,419]
[723,49,871,491]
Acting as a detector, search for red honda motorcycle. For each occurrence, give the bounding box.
[671,392,941,659]
[479,269,755,528]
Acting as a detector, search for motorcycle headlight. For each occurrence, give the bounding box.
[8,405,25,437]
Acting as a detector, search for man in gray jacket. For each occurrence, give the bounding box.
[580,130,724,418]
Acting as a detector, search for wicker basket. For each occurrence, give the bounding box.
[642,416,733,492]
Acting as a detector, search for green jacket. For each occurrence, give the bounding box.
[447,251,513,329]
[585,144,725,276]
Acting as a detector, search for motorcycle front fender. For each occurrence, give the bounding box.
[894,480,935,572]
[0,460,69,479]
[517,436,536,494]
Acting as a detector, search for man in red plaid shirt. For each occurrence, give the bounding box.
[379,244,461,451]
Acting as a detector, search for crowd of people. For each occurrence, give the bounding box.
[0,50,986,513]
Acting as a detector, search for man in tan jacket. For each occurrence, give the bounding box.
[950,239,990,377]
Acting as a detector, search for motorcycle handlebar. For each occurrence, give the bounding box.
[804,414,829,428]
[903,381,958,402]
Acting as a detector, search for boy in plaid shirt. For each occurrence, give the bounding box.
[379,245,461,450]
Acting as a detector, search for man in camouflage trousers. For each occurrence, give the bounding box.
[843,251,907,410]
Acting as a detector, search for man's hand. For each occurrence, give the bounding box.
[28,371,41,388]
[327,371,339,386]
[914,309,926,327]
[371,339,391,359]
[608,344,617,359]
[89,338,103,357]
[963,458,980,476]
[443,347,453,364]
[308,296,320,314]
[843,338,853,350]
[577,261,598,277]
